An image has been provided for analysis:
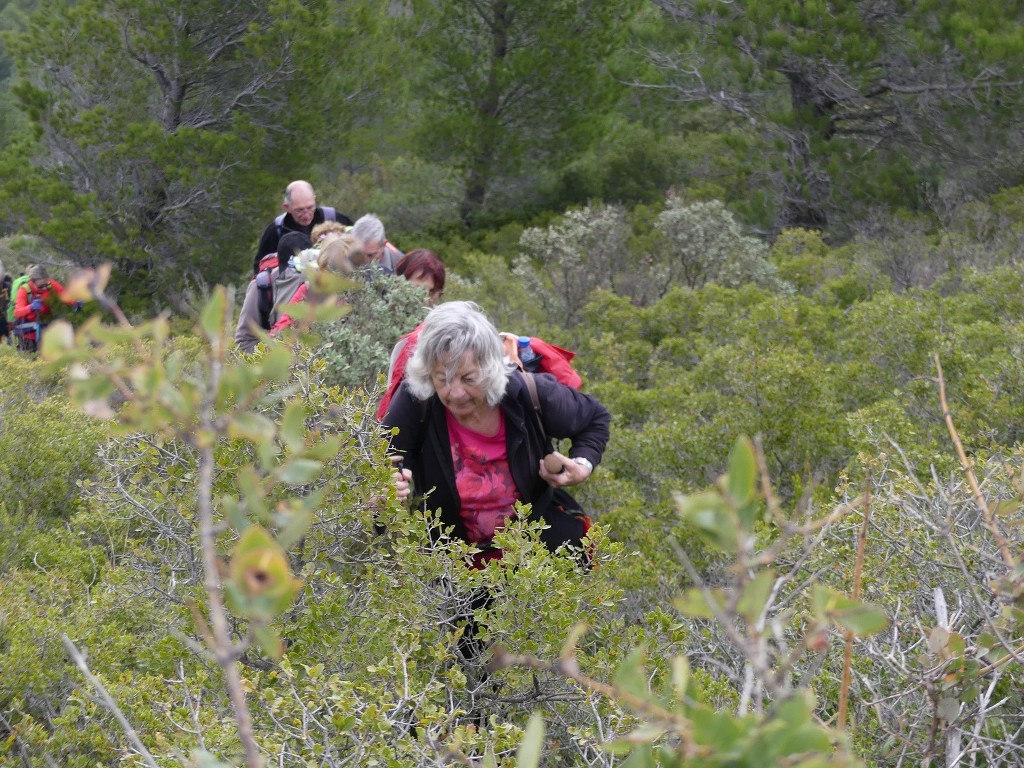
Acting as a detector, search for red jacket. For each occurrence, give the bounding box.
[14,279,67,326]
[270,282,309,335]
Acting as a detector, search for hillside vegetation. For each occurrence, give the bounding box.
[2,0,1024,766]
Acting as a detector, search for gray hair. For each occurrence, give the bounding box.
[350,213,386,245]
[405,301,510,406]
[27,264,49,283]
[284,180,315,205]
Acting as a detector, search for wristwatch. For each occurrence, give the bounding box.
[573,457,594,473]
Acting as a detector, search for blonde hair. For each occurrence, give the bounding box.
[311,220,349,244]
[316,233,363,276]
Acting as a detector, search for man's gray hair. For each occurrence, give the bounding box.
[284,180,315,205]
[405,301,510,406]
[350,213,386,245]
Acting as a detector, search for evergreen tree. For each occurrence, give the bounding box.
[638,0,1024,231]
[0,0,381,293]
[403,0,640,226]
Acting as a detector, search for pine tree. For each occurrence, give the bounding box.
[403,0,640,226]
[639,0,1024,230]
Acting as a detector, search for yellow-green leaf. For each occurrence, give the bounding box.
[736,571,775,623]
[727,435,757,508]
[200,286,227,340]
[276,458,321,485]
[40,320,75,361]
[229,412,276,443]
[515,712,545,768]
[280,401,307,452]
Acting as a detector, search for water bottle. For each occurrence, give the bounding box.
[517,336,541,372]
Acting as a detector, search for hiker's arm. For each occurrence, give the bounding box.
[381,383,427,481]
[13,286,33,321]
[234,281,263,353]
[535,374,610,470]
[50,280,77,305]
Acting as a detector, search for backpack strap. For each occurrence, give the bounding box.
[520,370,541,415]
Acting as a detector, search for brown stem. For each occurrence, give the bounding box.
[933,355,1016,569]
[196,442,262,766]
[193,304,262,767]
[838,473,872,730]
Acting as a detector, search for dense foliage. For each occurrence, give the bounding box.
[3,183,1024,764]
[3,0,1024,765]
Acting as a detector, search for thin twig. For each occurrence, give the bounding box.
[61,634,161,768]
[838,472,872,730]
[933,355,1016,569]
[489,646,697,758]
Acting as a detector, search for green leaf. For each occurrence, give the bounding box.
[280,401,307,452]
[616,747,656,767]
[292,486,329,517]
[304,435,343,460]
[613,646,654,704]
[736,571,775,623]
[276,508,313,550]
[219,496,249,533]
[673,587,720,619]
[813,586,889,635]
[40,319,75,361]
[669,655,690,707]
[727,435,757,509]
[690,706,744,750]
[929,627,950,656]
[993,499,1022,517]
[516,712,545,768]
[675,491,738,552]
[937,696,960,722]
[229,412,277,443]
[254,623,284,660]
[236,465,268,520]
[276,458,322,485]
[259,344,293,383]
[200,286,227,340]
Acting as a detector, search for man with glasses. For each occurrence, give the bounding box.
[350,213,403,275]
[253,180,352,274]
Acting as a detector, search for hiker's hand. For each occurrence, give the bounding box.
[30,298,43,312]
[539,451,590,488]
[392,467,412,501]
[390,455,412,502]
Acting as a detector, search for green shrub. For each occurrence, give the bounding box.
[0,349,105,520]
[311,273,433,391]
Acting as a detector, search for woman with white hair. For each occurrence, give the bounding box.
[383,301,609,567]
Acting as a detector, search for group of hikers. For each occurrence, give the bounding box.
[4,177,611,575]
[237,179,610,569]
[234,180,445,353]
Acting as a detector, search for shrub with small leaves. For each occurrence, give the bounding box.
[311,272,433,391]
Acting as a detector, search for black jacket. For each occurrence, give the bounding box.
[383,371,610,547]
[253,206,353,273]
